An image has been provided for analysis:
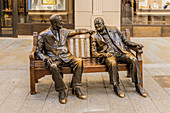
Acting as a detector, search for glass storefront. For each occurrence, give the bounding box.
[122,0,170,25]
[1,0,74,37]
[0,0,18,37]
[18,0,73,25]
[121,0,170,37]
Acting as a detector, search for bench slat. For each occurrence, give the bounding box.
[84,39,87,57]
[73,39,76,57]
[79,39,82,57]
[34,58,128,74]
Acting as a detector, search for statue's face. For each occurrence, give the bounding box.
[94,19,104,32]
[51,16,63,30]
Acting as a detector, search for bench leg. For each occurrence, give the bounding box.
[30,66,36,94]
[127,68,131,78]
[136,52,143,88]
[138,61,143,88]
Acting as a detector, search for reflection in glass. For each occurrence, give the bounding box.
[18,0,73,25]
[121,0,170,25]
[0,0,13,35]
[29,0,65,10]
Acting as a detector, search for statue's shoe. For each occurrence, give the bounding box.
[135,84,147,97]
[72,88,86,99]
[114,85,125,98]
[59,91,67,104]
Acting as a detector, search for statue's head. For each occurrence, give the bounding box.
[94,17,105,32]
[50,15,63,30]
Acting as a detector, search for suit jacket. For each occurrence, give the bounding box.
[36,27,81,63]
[91,26,138,58]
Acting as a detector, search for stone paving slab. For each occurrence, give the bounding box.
[86,73,111,112]
[109,100,136,113]
[164,88,170,96]
[153,99,170,113]
[26,80,52,100]
[130,99,160,113]
[0,77,29,113]
[18,99,45,113]
[144,76,170,100]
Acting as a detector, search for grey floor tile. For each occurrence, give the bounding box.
[124,86,150,100]
[41,74,72,113]
[145,68,165,76]
[160,69,170,75]
[153,99,170,113]
[0,78,30,113]
[65,74,88,113]
[27,76,52,100]
[41,86,66,113]
[144,76,170,100]
[164,88,170,96]
[18,100,45,113]
[109,99,136,113]
[86,73,111,113]
[0,70,28,101]
[131,99,160,113]
[0,99,3,106]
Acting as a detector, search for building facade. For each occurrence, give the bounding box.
[0,0,170,37]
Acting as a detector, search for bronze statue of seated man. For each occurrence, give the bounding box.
[36,15,91,104]
[91,17,147,98]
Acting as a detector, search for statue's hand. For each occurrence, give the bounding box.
[94,53,102,58]
[47,58,53,66]
[89,30,94,35]
[137,44,144,49]
[102,53,113,58]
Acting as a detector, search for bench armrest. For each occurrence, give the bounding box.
[131,47,143,54]
[29,46,36,60]
[130,47,143,62]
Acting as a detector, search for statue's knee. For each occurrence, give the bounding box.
[131,57,137,62]
[110,60,117,66]
[51,63,57,69]
[106,57,117,65]
[75,58,83,63]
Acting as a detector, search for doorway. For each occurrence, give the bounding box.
[0,0,18,37]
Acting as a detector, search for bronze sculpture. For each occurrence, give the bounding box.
[91,17,147,98]
[36,15,91,104]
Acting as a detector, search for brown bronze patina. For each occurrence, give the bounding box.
[36,15,91,104]
[91,17,147,98]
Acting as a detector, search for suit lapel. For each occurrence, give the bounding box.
[50,28,60,42]
[96,32,106,44]
[105,27,125,53]
[59,29,66,45]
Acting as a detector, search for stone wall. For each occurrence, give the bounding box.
[75,0,121,30]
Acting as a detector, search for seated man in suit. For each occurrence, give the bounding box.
[91,17,147,98]
[36,15,91,104]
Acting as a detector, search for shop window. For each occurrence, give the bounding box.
[18,0,73,25]
[121,0,170,25]
[28,0,65,10]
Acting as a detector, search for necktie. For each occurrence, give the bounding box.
[55,31,59,41]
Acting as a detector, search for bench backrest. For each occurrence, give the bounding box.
[33,29,130,58]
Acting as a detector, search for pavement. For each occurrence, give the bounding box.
[0,36,170,113]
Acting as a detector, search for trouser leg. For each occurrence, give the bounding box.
[105,57,119,85]
[119,53,143,85]
[50,62,66,92]
[69,58,83,88]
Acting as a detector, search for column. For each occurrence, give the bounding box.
[91,0,103,29]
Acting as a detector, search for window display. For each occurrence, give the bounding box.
[17,0,73,26]
[122,0,170,25]
[139,0,170,9]
[29,0,65,10]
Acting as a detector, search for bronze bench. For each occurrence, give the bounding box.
[29,29,143,94]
